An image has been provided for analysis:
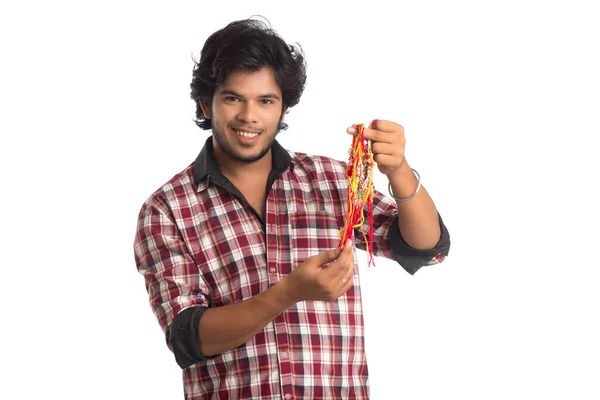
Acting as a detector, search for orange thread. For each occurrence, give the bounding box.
[338,120,377,266]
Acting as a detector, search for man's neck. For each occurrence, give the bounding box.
[214,149,272,183]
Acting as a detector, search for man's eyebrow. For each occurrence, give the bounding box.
[258,93,281,100]
[218,89,280,100]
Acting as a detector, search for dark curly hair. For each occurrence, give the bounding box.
[190,18,307,131]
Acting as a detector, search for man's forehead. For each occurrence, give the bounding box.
[217,68,281,96]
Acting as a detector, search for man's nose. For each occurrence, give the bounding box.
[237,102,258,123]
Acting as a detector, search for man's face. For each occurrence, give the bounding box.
[201,67,286,164]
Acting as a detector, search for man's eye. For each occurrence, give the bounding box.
[225,96,239,102]
[260,99,274,104]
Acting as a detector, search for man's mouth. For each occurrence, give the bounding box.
[233,128,261,138]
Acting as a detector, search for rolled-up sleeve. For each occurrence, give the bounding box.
[388,213,450,275]
[354,189,450,275]
[133,197,211,357]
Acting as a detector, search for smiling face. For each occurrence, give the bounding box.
[200,67,287,166]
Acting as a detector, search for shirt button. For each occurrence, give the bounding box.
[284,394,292,399]
[269,267,276,274]
[281,351,288,358]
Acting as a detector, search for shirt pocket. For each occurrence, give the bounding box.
[288,209,342,266]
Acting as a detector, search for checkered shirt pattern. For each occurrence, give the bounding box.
[134,148,445,399]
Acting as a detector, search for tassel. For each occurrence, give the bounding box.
[338,120,377,266]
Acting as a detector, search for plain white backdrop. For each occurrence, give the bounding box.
[1,1,599,399]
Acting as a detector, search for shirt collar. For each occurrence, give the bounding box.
[193,136,293,186]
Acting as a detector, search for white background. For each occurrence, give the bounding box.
[1,1,599,399]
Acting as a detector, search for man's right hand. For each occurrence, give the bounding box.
[283,239,355,303]
[196,240,355,356]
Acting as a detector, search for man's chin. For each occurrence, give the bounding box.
[236,150,270,163]
[223,146,271,164]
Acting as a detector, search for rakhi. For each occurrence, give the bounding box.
[338,119,377,267]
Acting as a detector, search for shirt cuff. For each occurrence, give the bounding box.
[389,212,451,275]
[170,306,214,369]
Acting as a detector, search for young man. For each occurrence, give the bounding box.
[134,18,450,399]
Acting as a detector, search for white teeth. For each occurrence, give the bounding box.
[237,130,259,138]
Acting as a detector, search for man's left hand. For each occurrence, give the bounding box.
[346,119,406,178]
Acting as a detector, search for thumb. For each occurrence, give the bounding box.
[311,247,341,267]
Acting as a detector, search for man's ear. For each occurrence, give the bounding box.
[199,99,211,119]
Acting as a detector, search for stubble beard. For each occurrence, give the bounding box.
[211,116,284,164]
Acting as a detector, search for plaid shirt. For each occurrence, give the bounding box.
[134,138,449,399]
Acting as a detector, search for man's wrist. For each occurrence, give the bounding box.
[269,278,298,310]
[387,159,419,198]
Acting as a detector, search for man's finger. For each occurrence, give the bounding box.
[312,247,341,266]
[340,257,355,286]
[373,153,398,168]
[326,248,340,262]
[371,119,403,133]
[326,241,353,279]
[371,142,398,156]
[362,128,394,143]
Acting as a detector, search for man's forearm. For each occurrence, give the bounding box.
[388,159,441,249]
[198,279,295,356]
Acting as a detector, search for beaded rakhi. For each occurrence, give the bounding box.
[338,119,377,266]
